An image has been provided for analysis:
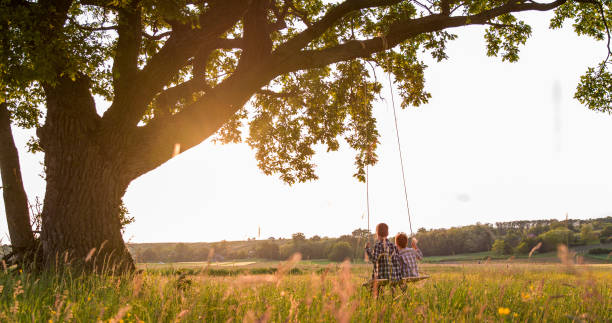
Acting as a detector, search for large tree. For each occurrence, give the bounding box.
[0,0,610,270]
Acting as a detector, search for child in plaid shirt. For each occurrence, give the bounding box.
[365,223,402,282]
[395,232,423,278]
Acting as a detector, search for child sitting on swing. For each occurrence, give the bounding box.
[364,223,402,285]
[395,232,423,278]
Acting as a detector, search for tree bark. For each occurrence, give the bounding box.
[38,76,134,272]
[0,102,36,256]
[40,154,134,272]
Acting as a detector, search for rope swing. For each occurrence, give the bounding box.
[361,66,414,237]
[361,68,429,286]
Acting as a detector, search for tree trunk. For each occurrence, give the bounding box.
[38,76,134,272]
[0,102,36,257]
[40,153,134,272]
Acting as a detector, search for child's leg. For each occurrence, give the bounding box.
[398,281,407,293]
[375,282,384,298]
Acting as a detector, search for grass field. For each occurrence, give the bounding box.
[1,250,611,322]
[137,248,612,270]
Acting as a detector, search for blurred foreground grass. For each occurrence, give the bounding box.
[0,258,610,322]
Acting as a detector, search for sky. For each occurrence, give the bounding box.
[1,11,612,243]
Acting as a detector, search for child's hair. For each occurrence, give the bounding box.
[395,233,408,249]
[376,223,389,238]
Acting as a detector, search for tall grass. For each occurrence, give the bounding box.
[0,260,610,322]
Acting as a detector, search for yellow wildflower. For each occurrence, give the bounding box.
[498,307,510,315]
[87,296,91,301]
[521,292,531,301]
[513,313,518,317]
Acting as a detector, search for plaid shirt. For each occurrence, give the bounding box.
[365,239,402,281]
[398,247,423,278]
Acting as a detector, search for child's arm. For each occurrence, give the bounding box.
[411,238,423,260]
[365,243,375,264]
[415,248,423,260]
[369,242,383,265]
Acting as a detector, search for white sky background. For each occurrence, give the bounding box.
[1,11,612,243]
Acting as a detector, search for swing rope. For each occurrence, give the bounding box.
[363,80,371,235]
[387,72,414,237]
[366,163,370,233]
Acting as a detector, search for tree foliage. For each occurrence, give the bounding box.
[538,228,575,252]
[256,240,281,259]
[0,0,610,185]
[491,239,506,255]
[579,223,598,243]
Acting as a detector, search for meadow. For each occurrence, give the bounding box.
[0,254,610,322]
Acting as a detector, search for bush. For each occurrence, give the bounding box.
[538,228,574,252]
[491,239,507,255]
[515,242,530,254]
[288,268,303,275]
[207,269,242,276]
[328,242,353,262]
[600,225,612,242]
[249,267,278,275]
[588,248,611,255]
[515,237,539,254]
[580,224,598,244]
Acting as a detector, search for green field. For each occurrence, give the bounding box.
[1,256,611,322]
[421,251,612,264]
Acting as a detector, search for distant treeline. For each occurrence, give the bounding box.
[130,230,370,264]
[418,217,612,256]
[128,217,612,263]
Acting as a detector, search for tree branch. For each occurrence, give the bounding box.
[275,0,404,56]
[277,0,567,72]
[100,0,248,133]
[238,0,274,70]
[154,78,211,114]
[257,89,299,98]
[126,65,277,179]
[112,4,142,104]
[157,37,246,114]
[440,0,451,15]
[216,38,244,49]
[141,31,172,41]
[78,0,118,9]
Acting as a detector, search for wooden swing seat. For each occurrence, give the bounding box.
[363,274,430,291]
[373,275,430,285]
[401,274,430,283]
